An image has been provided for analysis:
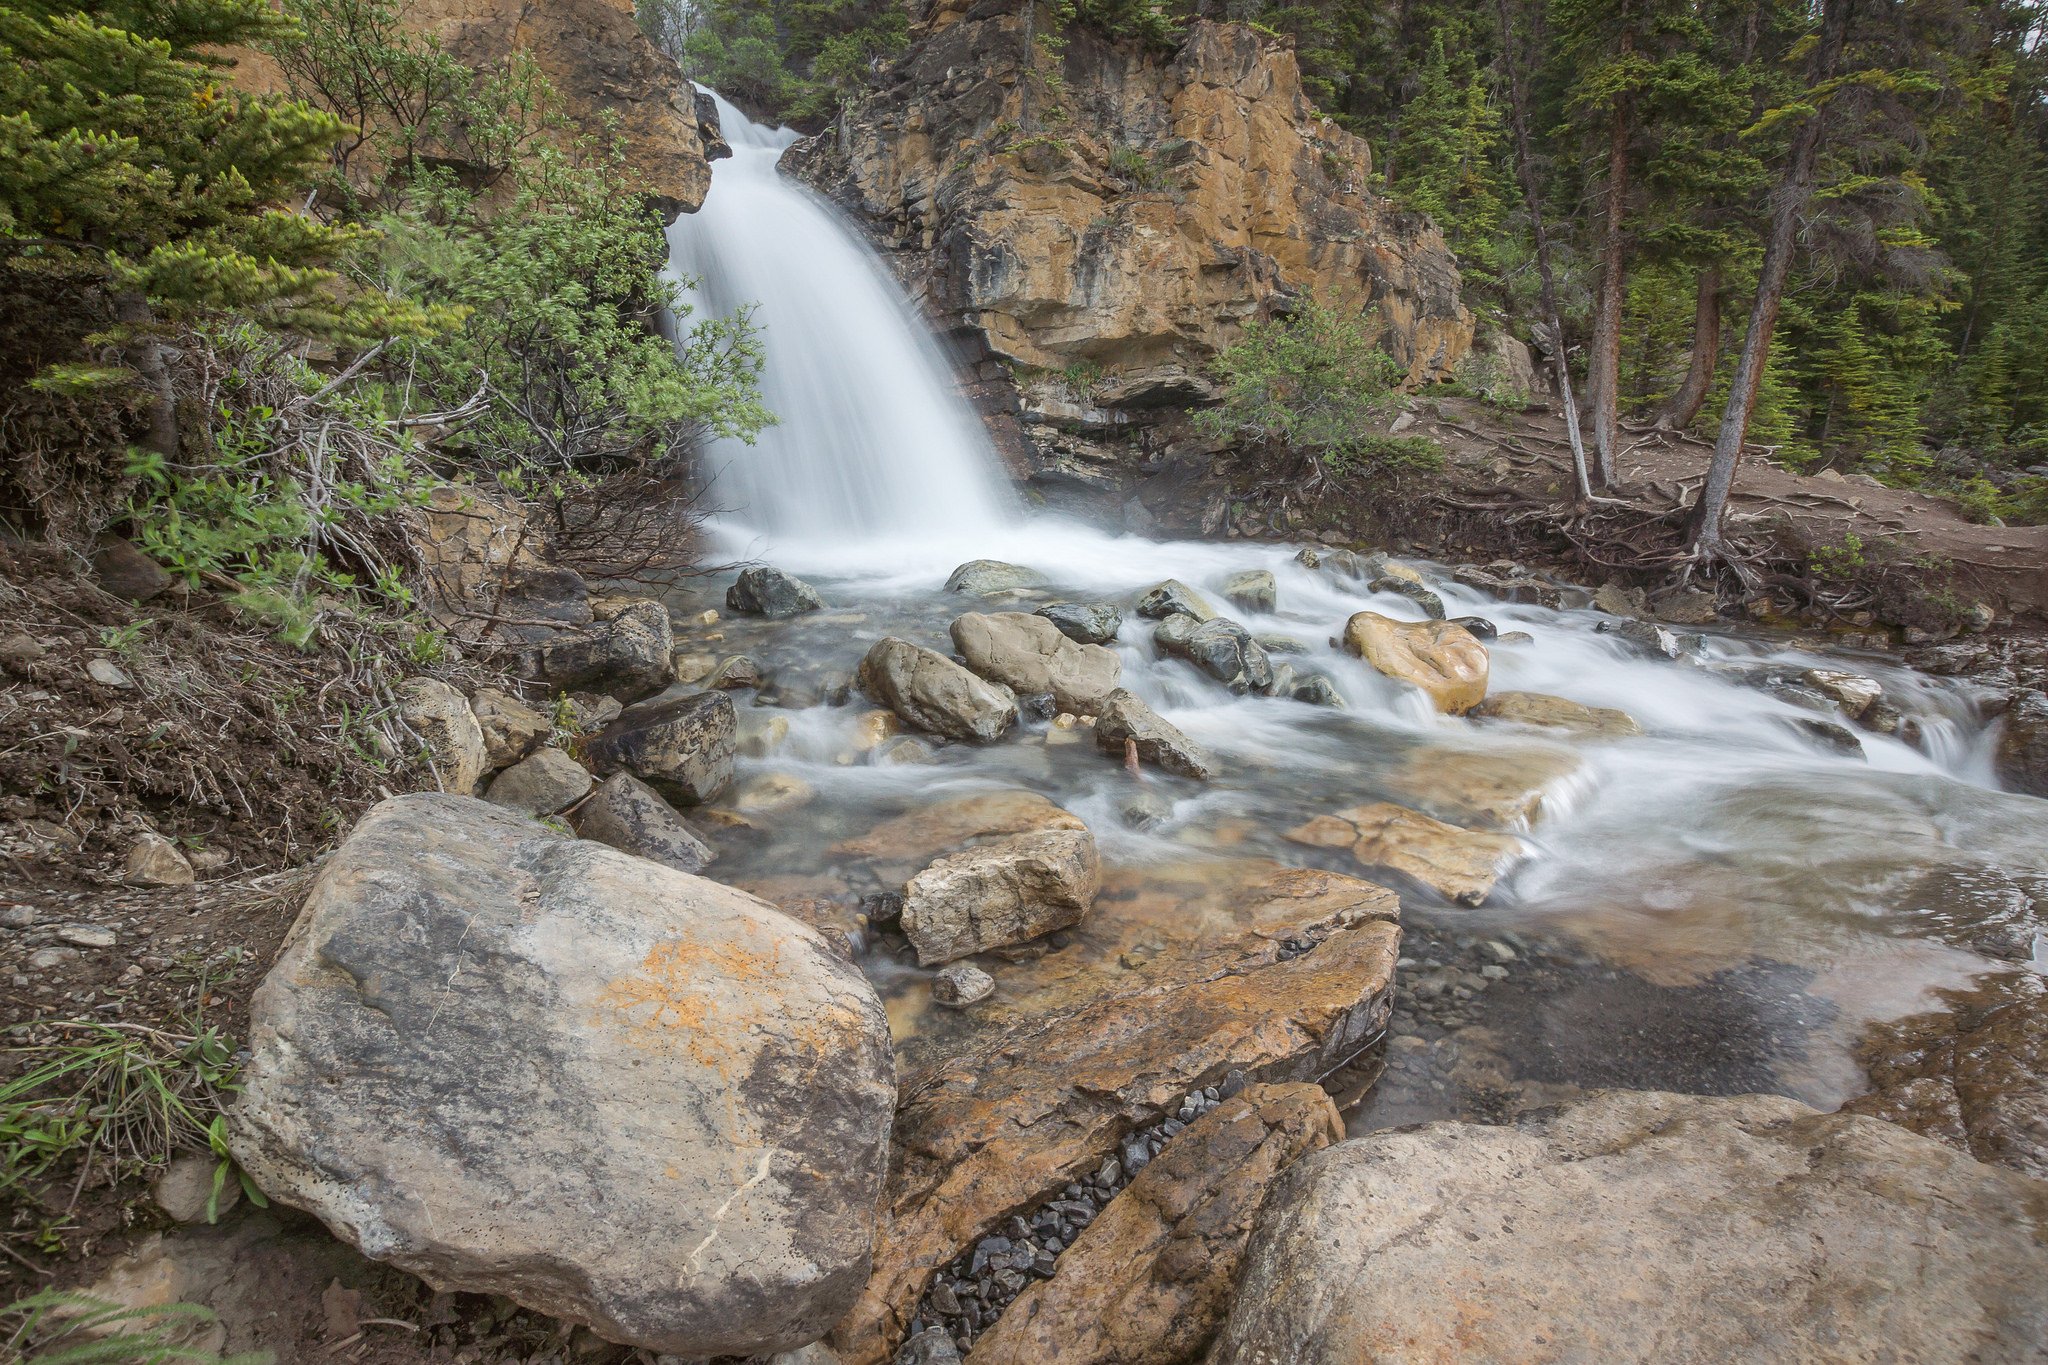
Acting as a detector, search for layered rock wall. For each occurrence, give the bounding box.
[790,0,1472,423]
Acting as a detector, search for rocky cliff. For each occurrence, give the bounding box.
[789,0,1472,426]
[227,0,724,213]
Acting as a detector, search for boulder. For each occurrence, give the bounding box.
[1368,574,1446,620]
[398,678,487,795]
[91,536,171,602]
[1285,802,1525,905]
[1802,668,1884,721]
[1470,690,1642,739]
[540,601,674,701]
[1341,613,1489,714]
[900,828,1101,965]
[705,655,767,690]
[581,689,736,805]
[1294,547,1379,580]
[1449,565,1561,608]
[1094,689,1214,779]
[950,612,1121,715]
[1036,601,1123,645]
[726,566,826,618]
[1134,580,1216,622]
[483,747,594,816]
[1155,618,1273,694]
[831,790,1086,882]
[1448,614,1498,640]
[229,794,896,1358]
[1220,569,1277,614]
[125,831,196,887]
[1595,616,1704,661]
[932,963,995,1009]
[857,638,1017,743]
[1996,689,2048,796]
[829,861,1399,1365]
[966,1083,1342,1365]
[469,687,550,770]
[1209,1090,2048,1365]
[1291,675,1344,708]
[945,560,1047,596]
[1255,632,1313,655]
[572,772,716,873]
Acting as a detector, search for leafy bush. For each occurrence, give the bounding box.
[1197,298,1438,477]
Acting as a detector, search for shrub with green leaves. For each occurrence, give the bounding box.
[1196,297,1442,478]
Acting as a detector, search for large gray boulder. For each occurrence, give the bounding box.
[582,689,736,805]
[1210,1090,2048,1364]
[949,612,1120,715]
[229,795,895,1358]
[1154,617,1273,694]
[857,638,1016,743]
[727,566,826,619]
[540,601,675,701]
[1036,601,1123,645]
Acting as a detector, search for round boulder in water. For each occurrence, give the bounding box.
[1221,569,1277,614]
[726,566,826,619]
[1135,579,1217,622]
[1342,613,1489,715]
[946,560,1049,596]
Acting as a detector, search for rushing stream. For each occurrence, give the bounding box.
[665,98,2048,1133]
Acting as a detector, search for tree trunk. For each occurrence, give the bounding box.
[115,291,178,462]
[1691,0,1853,553]
[1658,266,1722,430]
[1588,30,1634,486]
[1493,0,1594,502]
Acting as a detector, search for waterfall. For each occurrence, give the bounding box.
[665,92,1012,555]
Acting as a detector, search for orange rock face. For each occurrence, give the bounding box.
[220,0,721,213]
[966,1081,1344,1365]
[829,859,1399,1365]
[791,5,1472,412]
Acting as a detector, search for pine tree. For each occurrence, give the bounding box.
[0,0,422,454]
[1390,33,1514,293]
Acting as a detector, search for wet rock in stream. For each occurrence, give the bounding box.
[1341,612,1489,714]
[950,611,1121,714]
[1093,689,1214,779]
[727,565,827,618]
[829,860,1399,1365]
[1036,600,1123,644]
[858,637,1018,742]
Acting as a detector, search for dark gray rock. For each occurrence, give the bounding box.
[1997,690,2048,796]
[482,747,594,816]
[1156,617,1274,693]
[1134,580,1217,622]
[1094,689,1214,780]
[573,772,717,873]
[582,689,736,805]
[1369,575,1447,620]
[1595,617,1705,661]
[540,601,674,701]
[726,567,826,618]
[1037,601,1123,645]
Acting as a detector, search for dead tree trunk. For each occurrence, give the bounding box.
[1587,30,1635,486]
[1494,0,1594,502]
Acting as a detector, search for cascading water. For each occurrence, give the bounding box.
[665,93,1012,555]
[659,86,2047,1143]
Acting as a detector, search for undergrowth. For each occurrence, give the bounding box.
[3,1291,267,1365]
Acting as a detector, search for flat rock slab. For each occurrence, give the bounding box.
[831,790,1085,885]
[1383,742,1584,829]
[1210,1090,2048,1365]
[1286,802,1526,905]
[966,1082,1342,1365]
[832,860,1399,1365]
[229,794,895,1358]
[1471,690,1642,740]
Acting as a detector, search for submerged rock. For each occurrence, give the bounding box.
[932,963,996,1009]
[229,794,895,1358]
[832,790,1086,881]
[902,827,1101,965]
[946,560,1047,596]
[1596,616,1705,661]
[1368,574,1447,620]
[1471,690,1642,740]
[1341,613,1489,714]
[1133,579,1216,622]
[1286,801,1525,905]
[1295,547,1380,580]
[966,1083,1342,1365]
[1383,743,1583,829]
[1094,689,1214,779]
[1996,689,2048,796]
[858,638,1018,743]
[1220,569,1277,614]
[572,772,716,873]
[1209,1091,2048,1364]
[950,612,1121,715]
[1803,667,1884,721]
[726,566,827,618]
[1036,600,1123,645]
[582,688,737,805]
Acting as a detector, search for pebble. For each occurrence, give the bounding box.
[1,905,39,929]
[28,947,78,970]
[56,924,118,948]
[932,963,995,1008]
[87,657,135,688]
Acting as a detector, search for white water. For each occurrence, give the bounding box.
[665,94,1011,550]
[664,88,2048,1120]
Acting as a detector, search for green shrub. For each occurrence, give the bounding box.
[1197,298,1430,477]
